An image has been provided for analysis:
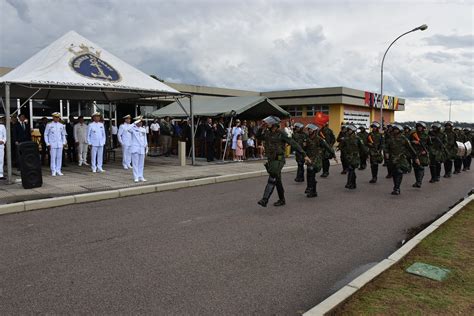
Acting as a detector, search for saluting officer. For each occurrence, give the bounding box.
[339,124,366,190]
[292,122,307,182]
[409,122,430,188]
[44,112,67,176]
[304,124,335,198]
[256,116,311,207]
[367,121,384,183]
[129,116,148,182]
[87,112,106,173]
[385,125,419,195]
[118,114,133,170]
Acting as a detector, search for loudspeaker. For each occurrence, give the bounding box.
[18,141,43,189]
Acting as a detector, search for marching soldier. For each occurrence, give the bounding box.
[357,125,369,170]
[87,112,106,173]
[129,116,148,182]
[320,122,336,178]
[256,116,311,207]
[453,126,464,174]
[118,114,133,169]
[443,121,458,178]
[385,125,419,195]
[44,112,67,176]
[304,124,335,197]
[367,121,384,183]
[428,122,447,182]
[0,116,6,180]
[409,122,430,187]
[403,125,412,138]
[337,124,349,174]
[292,122,307,182]
[463,127,472,171]
[384,124,394,178]
[339,124,366,190]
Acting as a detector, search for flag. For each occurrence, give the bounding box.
[315,112,329,127]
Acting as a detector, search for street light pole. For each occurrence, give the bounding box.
[380,24,428,128]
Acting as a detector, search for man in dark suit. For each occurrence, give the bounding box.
[13,114,32,170]
[66,115,77,162]
[38,116,49,166]
[215,117,226,160]
[204,117,216,162]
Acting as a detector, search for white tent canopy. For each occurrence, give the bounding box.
[0,30,182,100]
[152,96,290,119]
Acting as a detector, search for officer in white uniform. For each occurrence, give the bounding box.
[44,112,67,176]
[0,116,7,180]
[74,115,89,166]
[129,116,148,182]
[87,112,106,173]
[117,114,132,169]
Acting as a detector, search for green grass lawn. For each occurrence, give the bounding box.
[332,200,474,315]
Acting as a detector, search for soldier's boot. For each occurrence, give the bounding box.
[412,168,422,188]
[307,180,318,198]
[369,164,378,183]
[306,169,317,198]
[429,165,437,183]
[454,159,462,174]
[350,170,357,189]
[321,159,329,177]
[391,172,402,195]
[444,160,452,178]
[295,163,305,182]
[436,163,442,181]
[305,169,311,193]
[258,177,276,207]
[467,156,472,170]
[385,164,392,178]
[345,170,352,188]
[274,179,286,206]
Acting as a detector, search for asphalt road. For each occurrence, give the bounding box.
[0,166,472,315]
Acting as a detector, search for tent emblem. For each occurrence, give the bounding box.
[68,43,121,82]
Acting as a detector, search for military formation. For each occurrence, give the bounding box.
[257,116,473,206]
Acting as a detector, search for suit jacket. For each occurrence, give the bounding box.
[66,122,75,143]
[204,124,216,142]
[14,121,32,143]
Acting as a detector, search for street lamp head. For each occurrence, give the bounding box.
[418,24,428,31]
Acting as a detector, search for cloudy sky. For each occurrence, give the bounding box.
[1,0,473,122]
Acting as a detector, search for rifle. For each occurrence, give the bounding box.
[430,132,449,156]
[411,131,429,155]
[320,131,338,163]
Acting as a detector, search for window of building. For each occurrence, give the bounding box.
[79,101,94,117]
[32,99,60,118]
[306,105,329,116]
[287,105,303,117]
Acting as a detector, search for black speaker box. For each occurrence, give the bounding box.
[18,141,43,189]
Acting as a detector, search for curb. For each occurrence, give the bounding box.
[0,166,297,216]
[304,193,474,316]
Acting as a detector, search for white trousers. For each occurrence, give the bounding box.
[91,146,104,171]
[0,145,4,177]
[122,145,132,168]
[50,147,63,174]
[131,153,145,180]
[77,143,88,164]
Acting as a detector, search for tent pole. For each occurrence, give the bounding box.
[190,95,195,165]
[222,116,233,162]
[5,83,13,184]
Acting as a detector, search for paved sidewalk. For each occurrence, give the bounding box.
[0,153,305,205]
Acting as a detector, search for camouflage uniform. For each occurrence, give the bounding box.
[367,122,384,183]
[339,125,367,189]
[336,126,349,174]
[453,127,464,173]
[443,122,458,178]
[304,124,335,197]
[383,125,394,178]
[463,127,472,171]
[386,125,418,195]
[292,124,308,182]
[357,127,369,170]
[256,117,306,207]
[320,124,336,177]
[409,122,430,187]
[428,123,447,182]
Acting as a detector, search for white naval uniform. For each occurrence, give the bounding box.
[0,123,6,178]
[74,122,89,165]
[118,122,132,169]
[44,121,67,175]
[129,124,148,181]
[87,122,106,172]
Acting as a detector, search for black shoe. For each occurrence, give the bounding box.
[294,178,304,182]
[443,174,451,178]
[306,192,318,198]
[320,172,329,178]
[429,178,436,183]
[304,187,311,194]
[412,182,421,188]
[257,199,268,207]
[391,189,400,195]
[369,178,377,184]
[273,199,286,207]
[385,174,392,179]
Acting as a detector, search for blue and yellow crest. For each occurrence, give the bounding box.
[68,44,121,82]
